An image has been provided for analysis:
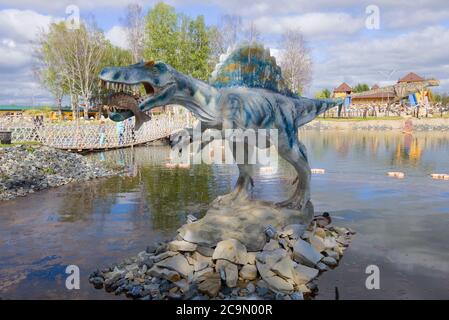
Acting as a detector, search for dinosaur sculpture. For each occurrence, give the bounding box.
[99,44,342,210]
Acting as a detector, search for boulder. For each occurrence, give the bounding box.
[271,256,295,280]
[256,248,287,266]
[309,235,326,253]
[197,272,221,298]
[212,239,248,265]
[148,266,181,282]
[191,252,212,272]
[192,267,214,283]
[168,240,197,252]
[324,249,339,260]
[321,256,338,267]
[239,264,258,281]
[280,224,307,239]
[263,239,280,251]
[151,251,179,263]
[156,254,194,279]
[215,259,239,288]
[246,252,257,265]
[323,237,338,250]
[256,260,294,293]
[316,262,328,272]
[292,264,319,285]
[196,245,214,257]
[292,239,324,267]
[246,282,256,294]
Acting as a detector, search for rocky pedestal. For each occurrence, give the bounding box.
[90,195,355,300]
[178,196,314,251]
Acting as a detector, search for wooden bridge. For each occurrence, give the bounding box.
[1,113,192,151]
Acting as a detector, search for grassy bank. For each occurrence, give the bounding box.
[0,141,41,148]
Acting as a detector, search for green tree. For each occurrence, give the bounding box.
[144,2,211,81]
[315,88,331,99]
[35,22,70,118]
[144,2,180,67]
[102,42,133,67]
[185,15,210,80]
[353,83,370,93]
[36,21,108,119]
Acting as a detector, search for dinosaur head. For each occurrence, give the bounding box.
[99,60,177,125]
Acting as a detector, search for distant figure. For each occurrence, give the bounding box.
[99,121,106,146]
[403,119,413,134]
[116,120,125,145]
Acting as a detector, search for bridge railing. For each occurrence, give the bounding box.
[0,113,192,150]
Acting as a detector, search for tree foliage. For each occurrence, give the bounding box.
[315,88,331,99]
[124,3,145,63]
[35,21,133,118]
[353,83,370,93]
[144,2,212,81]
[279,29,312,95]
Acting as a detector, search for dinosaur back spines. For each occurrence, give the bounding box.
[209,43,294,97]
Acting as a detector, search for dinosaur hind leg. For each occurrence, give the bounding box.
[221,140,255,202]
[276,139,311,209]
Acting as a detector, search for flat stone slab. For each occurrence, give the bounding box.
[178,197,313,251]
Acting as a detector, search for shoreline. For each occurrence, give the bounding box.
[306,117,449,131]
[0,144,121,201]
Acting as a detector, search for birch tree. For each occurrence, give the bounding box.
[279,29,312,95]
[35,22,108,119]
[124,3,145,63]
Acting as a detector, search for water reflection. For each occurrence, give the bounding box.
[0,130,448,299]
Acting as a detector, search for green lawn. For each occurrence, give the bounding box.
[0,141,41,148]
[317,116,404,122]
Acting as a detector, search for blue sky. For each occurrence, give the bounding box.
[0,0,448,106]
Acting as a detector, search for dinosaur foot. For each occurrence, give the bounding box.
[215,190,250,206]
[275,194,309,210]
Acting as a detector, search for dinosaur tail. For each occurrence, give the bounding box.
[296,98,343,128]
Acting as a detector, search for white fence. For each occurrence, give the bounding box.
[0,114,192,150]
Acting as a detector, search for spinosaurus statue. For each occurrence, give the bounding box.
[99,44,342,210]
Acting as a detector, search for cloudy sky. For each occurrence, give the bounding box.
[0,0,448,106]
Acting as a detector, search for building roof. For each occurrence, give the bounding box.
[334,82,352,92]
[371,84,379,90]
[398,72,424,83]
[352,92,395,100]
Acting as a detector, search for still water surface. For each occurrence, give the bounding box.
[0,130,448,299]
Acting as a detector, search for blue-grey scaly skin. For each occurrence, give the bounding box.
[99,59,343,209]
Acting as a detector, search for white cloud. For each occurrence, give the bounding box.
[0,9,61,105]
[310,26,449,94]
[385,9,449,29]
[0,9,57,42]
[105,25,129,49]
[253,12,364,37]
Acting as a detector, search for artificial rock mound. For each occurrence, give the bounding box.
[90,209,355,300]
[178,196,313,251]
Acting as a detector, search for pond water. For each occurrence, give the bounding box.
[0,130,448,299]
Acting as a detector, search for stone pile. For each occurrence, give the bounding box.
[0,144,118,201]
[90,215,355,300]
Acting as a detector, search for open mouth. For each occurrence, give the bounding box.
[98,79,160,113]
